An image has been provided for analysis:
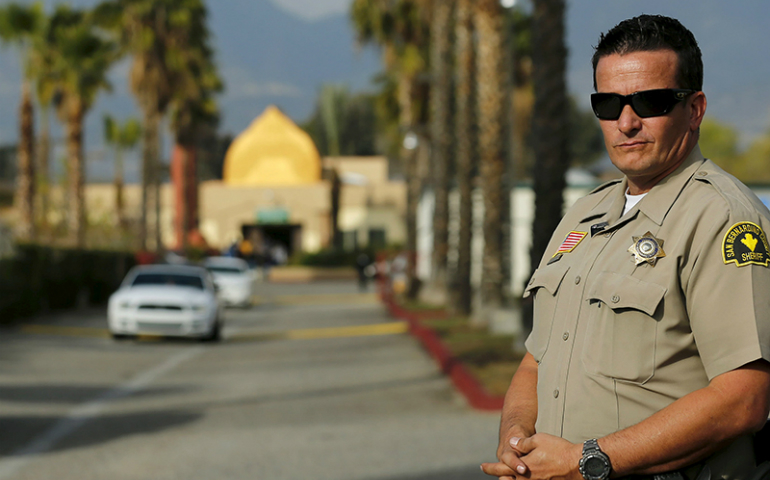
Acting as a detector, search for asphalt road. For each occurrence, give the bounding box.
[0,280,501,480]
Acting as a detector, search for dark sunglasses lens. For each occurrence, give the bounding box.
[591,94,621,120]
[632,90,676,117]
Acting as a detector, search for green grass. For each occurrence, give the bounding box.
[401,299,445,311]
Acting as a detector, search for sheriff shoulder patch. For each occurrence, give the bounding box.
[722,222,770,267]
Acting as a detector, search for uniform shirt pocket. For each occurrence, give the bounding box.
[582,272,666,384]
[524,263,571,363]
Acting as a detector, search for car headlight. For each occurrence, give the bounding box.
[191,304,207,312]
[118,301,132,309]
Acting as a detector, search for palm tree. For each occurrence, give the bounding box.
[507,8,534,181]
[33,64,55,235]
[170,83,221,253]
[45,6,117,248]
[95,0,173,251]
[165,0,221,251]
[96,0,222,252]
[0,2,45,241]
[104,115,141,229]
[351,0,430,298]
[523,0,569,335]
[450,0,475,315]
[474,0,511,322]
[425,0,454,303]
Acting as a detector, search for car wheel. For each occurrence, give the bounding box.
[202,319,221,342]
[110,332,132,341]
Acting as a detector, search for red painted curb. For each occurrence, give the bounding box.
[381,290,504,411]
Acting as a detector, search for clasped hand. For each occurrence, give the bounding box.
[481,433,584,480]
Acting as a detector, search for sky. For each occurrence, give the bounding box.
[268,0,351,20]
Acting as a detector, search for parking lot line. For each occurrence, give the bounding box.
[15,321,409,342]
[284,321,408,340]
[254,293,379,306]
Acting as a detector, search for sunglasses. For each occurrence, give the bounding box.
[590,88,696,120]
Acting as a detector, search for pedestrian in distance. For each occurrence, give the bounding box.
[482,14,770,480]
[356,252,371,291]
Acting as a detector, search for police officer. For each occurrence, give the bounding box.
[482,14,770,480]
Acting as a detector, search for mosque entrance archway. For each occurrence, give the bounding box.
[241,224,301,264]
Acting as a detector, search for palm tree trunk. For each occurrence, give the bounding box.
[428,0,454,302]
[172,141,198,251]
[475,0,509,321]
[15,81,35,241]
[66,99,86,248]
[398,74,421,300]
[187,145,198,236]
[141,107,160,251]
[330,167,342,250]
[451,0,475,315]
[172,143,188,250]
[154,129,163,253]
[114,147,125,229]
[38,105,51,233]
[523,0,569,335]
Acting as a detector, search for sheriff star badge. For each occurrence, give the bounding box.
[628,232,666,266]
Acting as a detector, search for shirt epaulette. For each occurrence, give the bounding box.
[691,159,770,219]
[589,178,622,195]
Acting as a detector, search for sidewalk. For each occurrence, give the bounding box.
[378,282,506,411]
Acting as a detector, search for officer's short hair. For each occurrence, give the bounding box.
[592,14,703,92]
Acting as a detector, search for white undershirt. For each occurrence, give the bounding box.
[623,190,647,216]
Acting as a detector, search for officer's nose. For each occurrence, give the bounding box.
[617,104,642,135]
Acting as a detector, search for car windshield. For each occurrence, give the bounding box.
[206,266,245,275]
[131,273,205,290]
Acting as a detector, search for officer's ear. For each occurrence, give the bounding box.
[689,91,707,132]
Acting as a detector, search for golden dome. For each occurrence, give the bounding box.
[223,106,322,186]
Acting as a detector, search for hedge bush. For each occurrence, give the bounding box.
[0,244,136,324]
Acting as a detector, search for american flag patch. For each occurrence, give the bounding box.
[554,231,587,256]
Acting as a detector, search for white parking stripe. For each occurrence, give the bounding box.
[0,347,205,479]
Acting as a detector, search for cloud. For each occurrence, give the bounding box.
[267,0,350,21]
[221,65,305,100]
[225,72,304,99]
[233,81,304,99]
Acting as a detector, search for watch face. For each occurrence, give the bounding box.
[584,457,608,477]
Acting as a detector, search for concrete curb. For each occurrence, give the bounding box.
[379,287,504,411]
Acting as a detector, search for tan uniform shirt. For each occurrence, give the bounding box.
[524,146,770,477]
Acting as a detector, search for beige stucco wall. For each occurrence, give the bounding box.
[324,156,390,185]
[79,183,175,247]
[199,180,332,251]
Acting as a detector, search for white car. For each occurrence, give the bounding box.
[203,256,255,308]
[108,264,223,341]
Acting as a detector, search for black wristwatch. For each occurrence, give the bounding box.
[579,439,612,480]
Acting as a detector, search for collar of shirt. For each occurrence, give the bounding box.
[580,145,707,229]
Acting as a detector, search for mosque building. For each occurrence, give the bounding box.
[83,105,406,258]
[199,105,406,258]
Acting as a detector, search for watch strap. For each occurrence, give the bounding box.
[583,438,601,455]
[579,438,612,480]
